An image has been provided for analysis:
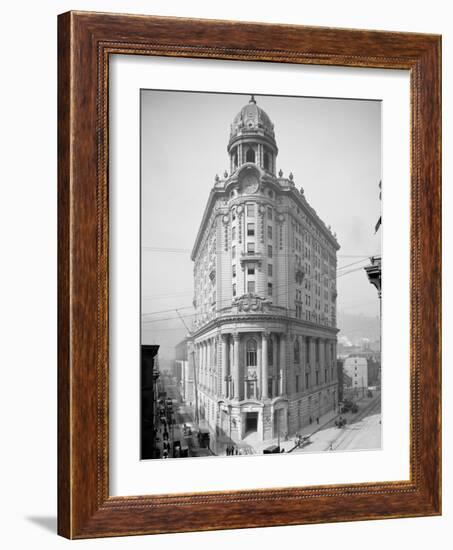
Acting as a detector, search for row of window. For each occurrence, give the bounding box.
[231,204,274,220]
[240,338,334,367]
[230,146,274,171]
[233,281,273,297]
[231,224,273,239]
[232,263,273,278]
[231,243,274,258]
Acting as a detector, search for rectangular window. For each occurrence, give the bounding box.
[232,245,236,259]
[316,371,319,385]
[247,242,255,254]
[232,283,236,297]
[247,281,255,294]
[232,210,236,221]
[232,264,236,277]
[247,223,255,236]
[267,283,273,296]
[247,265,255,275]
[232,226,236,240]
[247,204,255,217]
[267,206,273,220]
[267,226,272,239]
[267,263,273,276]
[296,375,300,393]
[268,244,273,258]
[305,372,309,388]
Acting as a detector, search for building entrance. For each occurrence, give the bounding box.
[245,412,258,435]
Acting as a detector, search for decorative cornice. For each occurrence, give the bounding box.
[192,312,339,340]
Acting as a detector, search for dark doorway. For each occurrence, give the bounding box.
[245,412,258,434]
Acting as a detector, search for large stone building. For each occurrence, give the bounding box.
[190,96,339,446]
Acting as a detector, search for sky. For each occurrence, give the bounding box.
[141,90,382,363]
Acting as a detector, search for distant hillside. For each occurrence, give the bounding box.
[337,311,380,345]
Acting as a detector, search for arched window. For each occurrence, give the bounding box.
[246,147,256,163]
[294,338,300,364]
[263,152,270,170]
[268,337,273,366]
[246,339,257,367]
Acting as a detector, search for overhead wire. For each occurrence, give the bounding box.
[142,265,369,326]
[141,258,370,318]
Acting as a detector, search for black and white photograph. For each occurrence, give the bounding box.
[140,90,382,460]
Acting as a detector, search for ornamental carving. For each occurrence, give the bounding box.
[233,293,270,313]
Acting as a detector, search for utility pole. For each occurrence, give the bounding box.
[176,309,199,425]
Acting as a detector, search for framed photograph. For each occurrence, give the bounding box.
[58,11,441,538]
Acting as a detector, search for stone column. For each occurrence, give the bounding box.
[261,333,268,398]
[194,344,199,393]
[280,334,286,395]
[310,338,317,386]
[204,341,208,388]
[325,340,330,382]
[332,340,337,381]
[200,342,204,388]
[272,334,278,396]
[209,339,213,392]
[303,337,309,389]
[207,341,210,390]
[233,333,240,400]
[221,334,229,398]
[199,342,203,389]
[320,338,325,370]
[257,338,262,400]
[318,338,324,384]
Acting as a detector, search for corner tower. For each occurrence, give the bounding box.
[228,95,278,175]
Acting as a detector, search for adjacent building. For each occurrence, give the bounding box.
[190,96,340,445]
[141,344,160,459]
[343,356,368,397]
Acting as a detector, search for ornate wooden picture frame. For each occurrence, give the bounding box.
[58,11,441,539]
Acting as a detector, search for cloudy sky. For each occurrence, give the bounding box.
[141,90,381,363]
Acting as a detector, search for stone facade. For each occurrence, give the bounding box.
[190,96,340,444]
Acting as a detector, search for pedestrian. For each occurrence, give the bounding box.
[316,417,319,425]
[226,446,230,456]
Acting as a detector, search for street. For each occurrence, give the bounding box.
[328,397,381,451]
[156,372,382,458]
[292,393,381,454]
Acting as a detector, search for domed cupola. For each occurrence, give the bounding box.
[227,95,278,176]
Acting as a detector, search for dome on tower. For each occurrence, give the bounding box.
[229,95,276,145]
